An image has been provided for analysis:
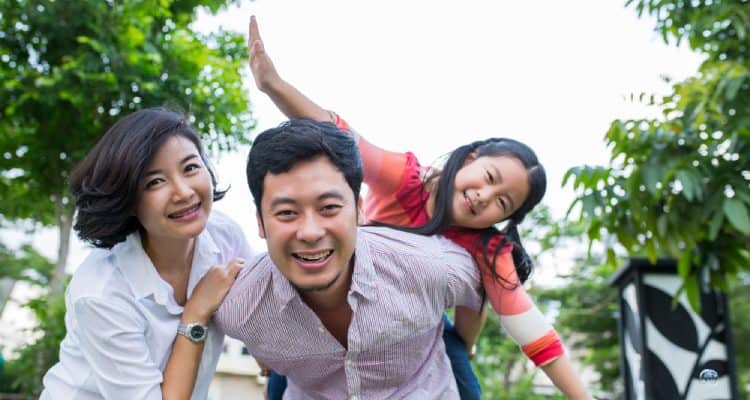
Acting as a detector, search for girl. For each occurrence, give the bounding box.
[249,16,590,399]
[40,108,254,399]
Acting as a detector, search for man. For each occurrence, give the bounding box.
[215,119,483,399]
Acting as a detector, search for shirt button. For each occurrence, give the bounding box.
[350,396,357,400]
[318,326,324,333]
[345,359,352,366]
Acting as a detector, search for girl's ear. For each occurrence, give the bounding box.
[357,194,365,225]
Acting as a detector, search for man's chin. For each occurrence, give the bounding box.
[293,271,342,293]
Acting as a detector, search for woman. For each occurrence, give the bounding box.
[41,108,254,399]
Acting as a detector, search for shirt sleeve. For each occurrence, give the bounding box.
[74,296,163,400]
[438,237,484,312]
[480,251,564,366]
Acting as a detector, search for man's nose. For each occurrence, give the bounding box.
[296,213,325,243]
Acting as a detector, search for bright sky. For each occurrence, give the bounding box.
[12,0,706,267]
[1,0,705,359]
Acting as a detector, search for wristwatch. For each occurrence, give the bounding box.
[177,322,208,343]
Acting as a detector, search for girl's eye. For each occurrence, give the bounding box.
[498,197,507,211]
[486,170,494,183]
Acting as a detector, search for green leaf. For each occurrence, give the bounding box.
[708,210,724,241]
[677,251,692,279]
[684,275,701,313]
[723,197,750,235]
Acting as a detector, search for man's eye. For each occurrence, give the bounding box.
[321,204,342,214]
[275,210,296,217]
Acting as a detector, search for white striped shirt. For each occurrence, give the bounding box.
[216,226,483,399]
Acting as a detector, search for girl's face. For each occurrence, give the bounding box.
[450,154,530,229]
[135,135,213,244]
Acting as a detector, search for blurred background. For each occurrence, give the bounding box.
[1,0,748,398]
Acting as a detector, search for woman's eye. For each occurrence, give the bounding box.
[145,178,163,189]
[185,163,201,172]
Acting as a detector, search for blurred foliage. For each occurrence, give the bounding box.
[1,290,66,396]
[0,243,63,396]
[564,0,750,310]
[0,243,54,285]
[0,0,255,293]
[729,275,750,397]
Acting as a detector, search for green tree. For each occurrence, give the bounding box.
[564,0,750,309]
[0,0,254,295]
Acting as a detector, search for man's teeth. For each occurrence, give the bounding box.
[296,251,332,261]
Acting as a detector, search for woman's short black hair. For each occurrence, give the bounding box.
[70,107,225,248]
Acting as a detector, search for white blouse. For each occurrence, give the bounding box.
[41,211,255,400]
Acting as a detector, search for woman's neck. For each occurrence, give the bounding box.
[142,234,196,276]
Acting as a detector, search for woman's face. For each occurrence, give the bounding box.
[450,154,530,229]
[135,135,213,244]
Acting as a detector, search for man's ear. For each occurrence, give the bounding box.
[256,211,266,239]
[357,194,365,225]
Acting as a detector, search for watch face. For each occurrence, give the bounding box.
[189,325,206,339]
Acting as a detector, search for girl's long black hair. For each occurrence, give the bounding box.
[380,138,546,288]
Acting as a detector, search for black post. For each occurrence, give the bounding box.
[609,258,740,400]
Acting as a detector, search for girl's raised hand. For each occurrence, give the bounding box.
[249,15,281,93]
[183,258,244,322]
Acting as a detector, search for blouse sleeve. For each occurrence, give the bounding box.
[331,112,410,196]
[74,296,163,399]
[480,251,565,366]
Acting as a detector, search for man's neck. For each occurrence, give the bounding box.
[300,258,355,348]
[300,258,354,312]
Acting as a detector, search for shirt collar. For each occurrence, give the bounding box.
[112,227,221,306]
[349,230,378,301]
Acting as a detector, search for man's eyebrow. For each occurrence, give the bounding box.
[144,154,199,177]
[269,197,297,208]
[268,190,347,208]
[318,190,346,201]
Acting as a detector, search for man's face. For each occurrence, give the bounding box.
[257,155,361,292]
